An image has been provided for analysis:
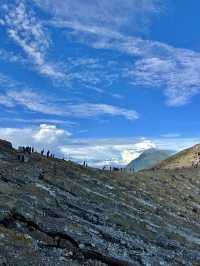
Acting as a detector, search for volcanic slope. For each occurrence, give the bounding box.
[155,144,200,170]
[1,140,200,265]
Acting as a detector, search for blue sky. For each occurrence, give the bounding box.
[0,0,200,166]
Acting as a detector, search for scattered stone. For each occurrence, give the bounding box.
[79,244,85,249]
[0,139,200,265]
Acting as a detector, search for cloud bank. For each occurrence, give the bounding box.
[0,124,199,167]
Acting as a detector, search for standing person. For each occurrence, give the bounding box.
[41,149,44,156]
[47,150,50,158]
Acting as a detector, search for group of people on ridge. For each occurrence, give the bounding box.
[41,149,55,158]
[17,146,55,162]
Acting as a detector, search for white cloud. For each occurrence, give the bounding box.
[121,140,156,164]
[65,103,139,120]
[2,0,200,107]
[0,89,63,115]
[0,88,139,121]
[0,124,71,152]
[33,124,71,144]
[0,127,34,147]
[0,124,151,165]
[34,0,161,34]
[0,1,64,80]
[0,124,199,167]
[0,48,26,64]
[131,50,200,106]
[4,0,197,108]
[36,135,200,166]
[161,133,181,138]
[0,125,125,165]
[38,0,200,107]
[89,35,200,106]
[0,95,15,108]
[153,137,200,152]
[59,138,157,166]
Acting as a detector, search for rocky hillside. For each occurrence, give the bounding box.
[1,140,200,265]
[155,144,200,170]
[126,148,173,172]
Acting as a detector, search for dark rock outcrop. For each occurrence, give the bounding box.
[1,140,200,265]
[0,139,13,150]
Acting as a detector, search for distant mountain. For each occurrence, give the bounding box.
[155,144,200,170]
[126,148,174,172]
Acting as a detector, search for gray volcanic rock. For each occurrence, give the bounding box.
[1,140,200,265]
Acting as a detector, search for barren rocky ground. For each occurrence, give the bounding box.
[1,139,200,265]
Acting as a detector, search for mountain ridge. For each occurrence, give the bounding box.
[155,144,200,170]
[1,139,200,265]
[126,148,174,172]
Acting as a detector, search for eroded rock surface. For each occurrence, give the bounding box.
[1,140,200,265]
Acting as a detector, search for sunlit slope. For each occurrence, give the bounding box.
[155,144,200,170]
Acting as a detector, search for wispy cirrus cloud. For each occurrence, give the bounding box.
[34,0,161,34]
[2,0,200,108]
[130,48,200,106]
[77,33,200,106]
[1,89,63,115]
[65,103,139,120]
[70,31,200,107]
[0,88,139,121]
[0,117,77,127]
[34,0,200,107]
[0,0,65,80]
[0,48,26,64]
